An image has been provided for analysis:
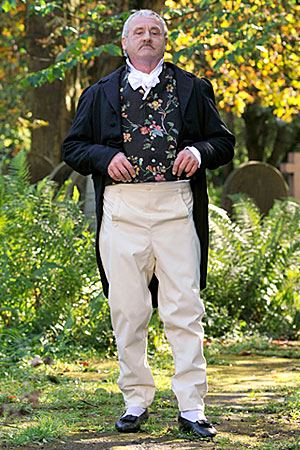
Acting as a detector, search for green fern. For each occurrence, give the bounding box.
[205,195,300,338]
[7,149,29,189]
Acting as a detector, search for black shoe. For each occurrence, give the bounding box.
[178,414,217,439]
[115,409,149,433]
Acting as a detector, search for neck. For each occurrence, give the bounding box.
[129,57,162,74]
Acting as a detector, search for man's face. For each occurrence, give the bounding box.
[122,16,167,64]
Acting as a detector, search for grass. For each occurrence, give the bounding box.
[0,337,299,449]
[0,416,67,445]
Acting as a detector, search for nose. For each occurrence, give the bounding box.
[143,29,151,41]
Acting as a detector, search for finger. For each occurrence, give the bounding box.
[122,158,136,178]
[109,154,134,181]
[176,157,190,176]
[186,162,198,177]
[108,153,123,179]
[117,162,133,182]
[183,159,194,174]
[108,166,117,179]
[113,154,135,180]
[108,162,131,181]
[108,167,123,181]
[172,153,184,175]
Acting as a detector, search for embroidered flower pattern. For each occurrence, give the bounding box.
[146,163,167,182]
[148,121,163,138]
[149,99,163,110]
[123,133,132,142]
[121,66,181,182]
[140,127,148,135]
[127,156,144,177]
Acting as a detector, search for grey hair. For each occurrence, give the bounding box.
[122,10,168,39]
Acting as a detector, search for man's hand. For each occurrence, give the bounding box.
[172,148,199,178]
[108,152,136,182]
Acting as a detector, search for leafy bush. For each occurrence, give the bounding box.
[0,150,113,353]
[203,195,300,338]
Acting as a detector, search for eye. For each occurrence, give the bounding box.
[151,29,161,36]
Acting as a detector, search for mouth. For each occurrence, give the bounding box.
[139,44,155,50]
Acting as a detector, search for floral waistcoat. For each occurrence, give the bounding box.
[119,64,184,183]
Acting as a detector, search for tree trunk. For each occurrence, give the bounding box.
[242,102,269,161]
[25,1,80,183]
[243,103,300,168]
[268,123,287,166]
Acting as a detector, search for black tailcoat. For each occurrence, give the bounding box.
[62,62,235,304]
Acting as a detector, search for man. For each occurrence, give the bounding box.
[63,9,235,439]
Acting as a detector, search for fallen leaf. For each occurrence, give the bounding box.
[79,361,89,367]
[43,356,53,365]
[47,374,60,384]
[29,356,43,367]
[20,390,41,407]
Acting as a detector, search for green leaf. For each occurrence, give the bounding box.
[83,46,104,60]
[172,48,186,64]
[1,0,16,12]
[103,44,122,57]
[213,56,225,70]
[52,66,65,81]
[169,30,180,40]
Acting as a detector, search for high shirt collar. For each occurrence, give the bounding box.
[126,57,164,77]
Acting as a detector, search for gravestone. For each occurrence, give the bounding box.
[47,161,73,186]
[49,161,96,229]
[221,161,289,216]
[280,152,300,202]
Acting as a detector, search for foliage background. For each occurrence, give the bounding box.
[1,0,299,178]
[0,0,300,356]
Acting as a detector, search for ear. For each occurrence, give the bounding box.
[121,36,127,53]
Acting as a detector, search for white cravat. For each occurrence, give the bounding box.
[126,57,164,100]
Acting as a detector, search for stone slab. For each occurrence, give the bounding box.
[221,161,289,215]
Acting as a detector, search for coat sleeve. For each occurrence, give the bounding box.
[193,78,235,170]
[62,85,120,176]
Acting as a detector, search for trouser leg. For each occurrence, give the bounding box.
[99,186,156,409]
[152,183,207,412]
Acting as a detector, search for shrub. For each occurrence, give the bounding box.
[203,195,300,338]
[0,151,114,351]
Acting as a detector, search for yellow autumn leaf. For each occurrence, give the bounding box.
[235,97,246,113]
[239,90,249,99]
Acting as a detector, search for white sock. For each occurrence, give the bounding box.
[122,406,146,417]
[180,409,207,422]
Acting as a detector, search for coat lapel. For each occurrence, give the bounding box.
[102,66,124,115]
[168,62,194,118]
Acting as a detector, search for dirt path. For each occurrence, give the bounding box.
[2,354,300,450]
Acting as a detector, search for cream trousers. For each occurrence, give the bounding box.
[99,181,207,411]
